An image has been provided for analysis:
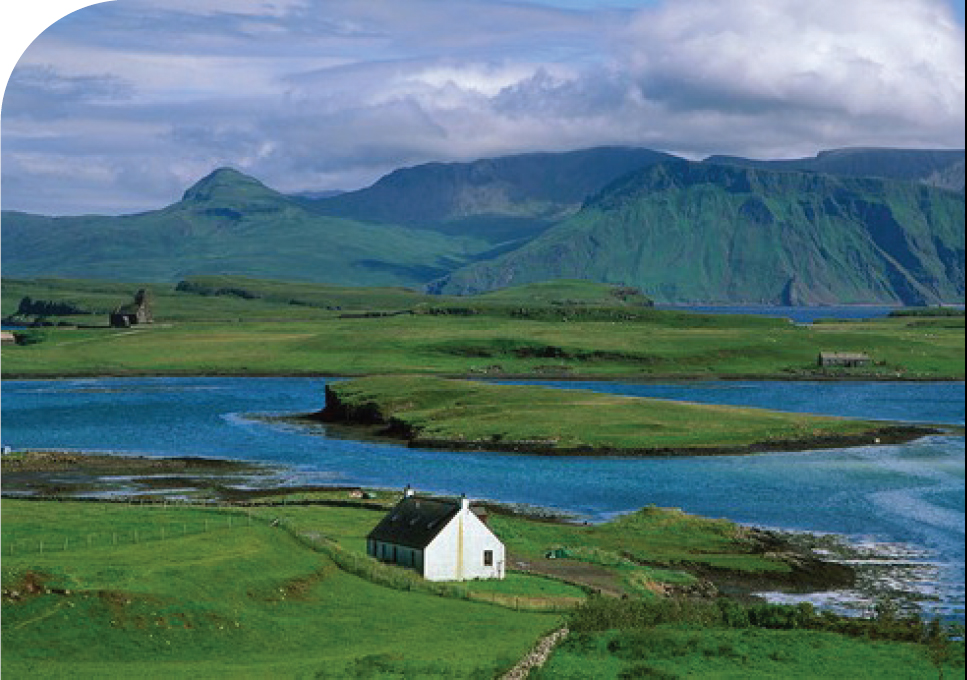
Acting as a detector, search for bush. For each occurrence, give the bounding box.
[13,330,47,346]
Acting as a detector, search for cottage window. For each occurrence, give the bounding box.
[483,550,493,567]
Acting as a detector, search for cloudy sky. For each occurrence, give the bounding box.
[1,0,964,215]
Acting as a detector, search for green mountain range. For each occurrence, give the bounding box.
[433,159,964,305]
[2,146,964,304]
[307,147,676,244]
[1,168,491,286]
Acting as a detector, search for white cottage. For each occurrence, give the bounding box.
[367,487,505,581]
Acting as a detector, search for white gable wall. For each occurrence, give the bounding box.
[423,504,505,581]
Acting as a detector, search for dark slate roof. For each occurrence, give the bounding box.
[367,496,461,549]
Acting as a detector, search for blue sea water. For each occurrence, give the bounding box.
[1,376,963,620]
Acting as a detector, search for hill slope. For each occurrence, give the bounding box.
[705,147,965,193]
[432,160,965,305]
[306,146,677,243]
[1,168,490,286]
[4,149,964,305]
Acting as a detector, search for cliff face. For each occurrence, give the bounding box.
[318,384,384,424]
[432,161,965,305]
[317,384,418,440]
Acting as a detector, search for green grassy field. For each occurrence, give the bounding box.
[322,375,920,454]
[3,311,963,380]
[235,497,790,599]
[1,500,559,678]
[3,276,963,380]
[4,499,961,678]
[1,497,779,678]
[537,626,964,679]
[1,276,654,324]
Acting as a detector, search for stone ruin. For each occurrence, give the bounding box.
[110,289,153,328]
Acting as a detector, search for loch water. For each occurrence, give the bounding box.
[1,376,963,621]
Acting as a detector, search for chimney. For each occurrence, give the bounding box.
[404,485,415,498]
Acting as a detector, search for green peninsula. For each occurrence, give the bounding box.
[318,375,931,455]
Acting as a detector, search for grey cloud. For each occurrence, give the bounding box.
[3,65,135,119]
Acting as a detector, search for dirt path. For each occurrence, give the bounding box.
[501,626,569,680]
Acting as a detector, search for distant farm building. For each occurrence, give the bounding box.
[818,351,871,368]
[367,487,505,581]
[1,331,15,344]
[110,289,153,328]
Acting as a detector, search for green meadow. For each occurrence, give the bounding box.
[321,375,923,454]
[2,277,963,379]
[537,624,964,679]
[1,500,558,678]
[4,499,962,679]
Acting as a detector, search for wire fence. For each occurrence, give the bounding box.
[3,495,584,613]
[3,506,255,557]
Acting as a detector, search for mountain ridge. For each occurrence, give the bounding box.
[432,159,965,305]
[2,145,964,305]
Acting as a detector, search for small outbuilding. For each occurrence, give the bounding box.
[817,351,872,368]
[367,486,505,581]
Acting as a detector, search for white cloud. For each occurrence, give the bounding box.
[622,0,964,125]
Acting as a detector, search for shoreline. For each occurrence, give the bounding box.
[304,413,944,457]
[0,449,855,599]
[315,378,946,458]
[2,449,957,618]
[2,369,964,382]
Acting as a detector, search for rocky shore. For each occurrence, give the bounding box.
[2,450,861,600]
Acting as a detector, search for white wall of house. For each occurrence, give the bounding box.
[423,501,505,581]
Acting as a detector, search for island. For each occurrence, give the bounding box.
[316,375,936,456]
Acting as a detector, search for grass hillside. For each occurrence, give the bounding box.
[4,497,962,678]
[0,500,557,678]
[0,168,490,286]
[434,160,965,305]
